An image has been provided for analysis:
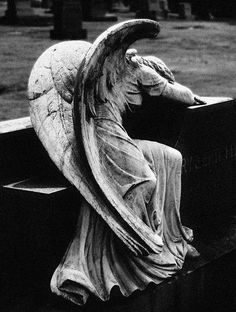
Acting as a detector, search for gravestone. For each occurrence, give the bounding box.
[178,2,193,19]
[81,0,117,21]
[148,0,161,19]
[191,0,211,20]
[4,0,18,24]
[135,0,166,20]
[3,0,52,25]
[4,0,34,24]
[16,0,34,16]
[41,0,51,8]
[168,0,179,12]
[50,0,87,39]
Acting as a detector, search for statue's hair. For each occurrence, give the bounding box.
[126,50,175,83]
[141,55,175,83]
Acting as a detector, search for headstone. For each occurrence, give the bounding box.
[168,0,179,13]
[82,0,117,21]
[31,0,42,8]
[158,0,169,19]
[191,0,211,20]
[39,0,52,10]
[135,0,166,20]
[4,0,18,24]
[149,0,160,19]
[4,0,51,25]
[178,2,193,20]
[50,0,87,40]
[16,0,34,16]
[41,0,49,8]
[164,1,192,20]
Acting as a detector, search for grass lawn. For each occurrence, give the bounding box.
[0,10,236,121]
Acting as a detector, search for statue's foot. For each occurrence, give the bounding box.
[186,244,200,258]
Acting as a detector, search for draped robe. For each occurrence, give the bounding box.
[51,63,193,305]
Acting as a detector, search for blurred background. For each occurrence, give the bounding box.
[0,0,236,121]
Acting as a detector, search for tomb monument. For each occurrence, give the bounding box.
[0,19,235,312]
[29,19,208,305]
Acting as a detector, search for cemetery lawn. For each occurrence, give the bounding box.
[0,12,236,121]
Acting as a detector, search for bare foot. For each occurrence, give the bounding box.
[186,244,200,258]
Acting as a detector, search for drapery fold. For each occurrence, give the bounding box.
[51,139,189,305]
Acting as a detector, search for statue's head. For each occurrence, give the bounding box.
[126,49,174,84]
[73,19,161,117]
[73,20,175,117]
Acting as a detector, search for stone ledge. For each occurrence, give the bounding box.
[0,116,31,134]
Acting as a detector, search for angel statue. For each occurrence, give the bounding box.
[28,19,203,306]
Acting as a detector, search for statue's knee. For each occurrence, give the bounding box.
[166,147,182,166]
[147,175,157,192]
[124,175,156,209]
[174,149,182,163]
[139,175,157,199]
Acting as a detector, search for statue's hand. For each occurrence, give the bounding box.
[126,50,175,83]
[193,95,207,106]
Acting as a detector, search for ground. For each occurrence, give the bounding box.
[0,4,236,121]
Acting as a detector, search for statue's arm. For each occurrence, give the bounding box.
[161,81,195,106]
[138,64,205,107]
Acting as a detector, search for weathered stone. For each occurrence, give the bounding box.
[27,19,234,307]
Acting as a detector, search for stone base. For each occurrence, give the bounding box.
[50,28,87,40]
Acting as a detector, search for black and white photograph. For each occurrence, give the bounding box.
[0,1,235,311]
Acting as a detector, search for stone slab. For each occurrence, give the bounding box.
[0,116,31,134]
[3,176,71,195]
